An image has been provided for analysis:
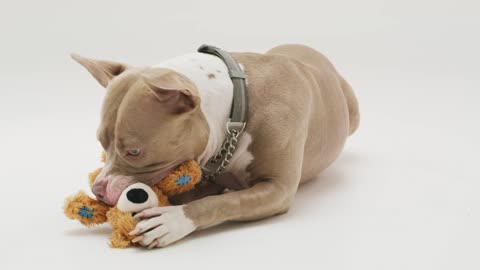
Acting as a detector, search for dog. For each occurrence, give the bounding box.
[71,44,359,248]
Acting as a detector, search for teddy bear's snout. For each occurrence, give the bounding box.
[126,188,149,204]
[116,183,159,213]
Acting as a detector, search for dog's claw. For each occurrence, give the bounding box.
[132,236,144,243]
[133,212,144,219]
[148,239,159,249]
[129,228,141,235]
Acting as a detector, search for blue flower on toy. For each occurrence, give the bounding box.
[78,206,94,218]
[175,174,191,186]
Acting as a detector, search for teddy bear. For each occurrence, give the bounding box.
[64,152,201,248]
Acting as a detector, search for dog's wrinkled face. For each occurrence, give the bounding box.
[72,54,209,205]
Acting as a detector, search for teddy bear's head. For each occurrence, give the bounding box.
[64,159,201,248]
[104,182,174,248]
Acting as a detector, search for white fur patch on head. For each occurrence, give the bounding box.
[155,53,233,166]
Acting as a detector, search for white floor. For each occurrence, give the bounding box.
[1,1,479,269]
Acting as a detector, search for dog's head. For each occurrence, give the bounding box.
[72,54,209,205]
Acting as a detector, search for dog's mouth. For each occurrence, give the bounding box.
[101,164,178,206]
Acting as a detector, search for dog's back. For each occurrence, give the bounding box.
[230,44,359,182]
[267,44,360,135]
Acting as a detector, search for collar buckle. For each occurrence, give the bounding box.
[226,119,246,136]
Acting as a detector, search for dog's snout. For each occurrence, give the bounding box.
[95,190,105,199]
[126,188,149,204]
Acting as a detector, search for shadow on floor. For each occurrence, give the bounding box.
[62,151,360,249]
[184,151,360,244]
[64,225,111,237]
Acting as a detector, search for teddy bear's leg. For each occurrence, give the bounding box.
[110,230,134,248]
[107,208,138,248]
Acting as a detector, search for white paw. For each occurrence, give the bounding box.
[130,205,196,248]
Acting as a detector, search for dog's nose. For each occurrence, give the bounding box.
[92,179,108,200]
[126,188,149,204]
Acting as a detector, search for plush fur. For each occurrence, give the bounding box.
[64,157,201,248]
[157,161,203,196]
[64,191,110,226]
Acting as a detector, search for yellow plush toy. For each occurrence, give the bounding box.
[64,153,201,248]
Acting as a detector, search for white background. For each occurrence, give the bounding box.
[1,0,479,269]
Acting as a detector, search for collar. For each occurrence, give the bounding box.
[197,44,248,181]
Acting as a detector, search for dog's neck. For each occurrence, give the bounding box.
[155,53,234,166]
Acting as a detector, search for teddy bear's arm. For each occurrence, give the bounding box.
[64,191,110,226]
[156,160,203,196]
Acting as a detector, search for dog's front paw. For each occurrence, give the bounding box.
[130,205,196,248]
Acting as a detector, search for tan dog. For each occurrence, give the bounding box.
[71,44,359,248]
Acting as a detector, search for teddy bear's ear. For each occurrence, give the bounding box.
[64,191,109,226]
[88,168,102,188]
[87,152,106,188]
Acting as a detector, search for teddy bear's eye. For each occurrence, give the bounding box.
[126,149,142,156]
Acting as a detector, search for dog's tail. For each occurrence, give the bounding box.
[339,77,360,135]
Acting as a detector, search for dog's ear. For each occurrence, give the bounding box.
[143,71,199,113]
[71,53,127,88]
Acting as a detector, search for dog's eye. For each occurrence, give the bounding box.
[126,149,142,156]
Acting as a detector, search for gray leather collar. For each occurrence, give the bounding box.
[198,44,248,127]
[197,44,248,180]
